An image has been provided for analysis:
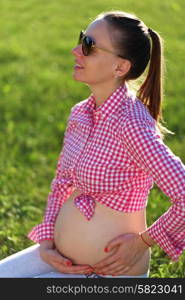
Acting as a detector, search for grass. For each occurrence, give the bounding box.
[0,0,185,278]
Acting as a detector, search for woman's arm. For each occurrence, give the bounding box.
[27,104,78,244]
[27,149,74,243]
[122,115,185,261]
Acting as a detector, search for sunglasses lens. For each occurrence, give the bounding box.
[83,36,92,56]
[78,31,93,56]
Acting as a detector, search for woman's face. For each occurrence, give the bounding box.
[71,19,122,88]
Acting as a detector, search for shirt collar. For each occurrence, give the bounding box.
[84,84,129,121]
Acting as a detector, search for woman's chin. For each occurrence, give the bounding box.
[72,74,87,83]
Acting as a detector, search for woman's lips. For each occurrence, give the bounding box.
[74,61,84,69]
[74,64,84,69]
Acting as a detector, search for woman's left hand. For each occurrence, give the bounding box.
[91,233,149,276]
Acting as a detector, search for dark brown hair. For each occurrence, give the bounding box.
[95,11,173,138]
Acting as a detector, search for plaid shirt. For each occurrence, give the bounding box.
[28,84,185,261]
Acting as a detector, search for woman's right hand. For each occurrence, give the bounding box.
[39,240,93,274]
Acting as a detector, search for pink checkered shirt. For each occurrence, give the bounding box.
[28,84,185,261]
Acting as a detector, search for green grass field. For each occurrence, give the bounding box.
[0,0,185,277]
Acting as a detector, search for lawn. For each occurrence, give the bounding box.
[0,0,185,277]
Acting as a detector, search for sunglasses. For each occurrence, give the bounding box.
[78,30,124,57]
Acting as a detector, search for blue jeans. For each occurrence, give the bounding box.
[0,244,149,278]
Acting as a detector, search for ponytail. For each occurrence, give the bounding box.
[137,29,173,138]
[137,28,163,122]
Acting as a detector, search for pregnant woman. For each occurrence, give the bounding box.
[0,11,184,278]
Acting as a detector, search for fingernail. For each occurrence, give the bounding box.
[66,261,72,266]
[104,247,109,252]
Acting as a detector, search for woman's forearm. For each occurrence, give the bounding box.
[139,230,156,247]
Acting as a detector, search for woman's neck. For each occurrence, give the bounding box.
[89,81,123,109]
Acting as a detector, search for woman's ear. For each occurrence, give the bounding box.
[114,59,131,78]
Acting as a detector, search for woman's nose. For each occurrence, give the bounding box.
[71,44,83,57]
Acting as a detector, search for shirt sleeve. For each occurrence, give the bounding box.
[122,116,185,261]
[27,149,74,244]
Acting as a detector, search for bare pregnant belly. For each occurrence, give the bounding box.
[54,189,150,275]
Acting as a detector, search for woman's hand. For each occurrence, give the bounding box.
[39,240,93,275]
[92,233,149,276]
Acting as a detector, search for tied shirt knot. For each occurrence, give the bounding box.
[74,194,96,220]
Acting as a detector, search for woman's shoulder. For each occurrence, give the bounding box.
[123,91,156,128]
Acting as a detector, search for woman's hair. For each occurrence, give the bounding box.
[95,11,173,138]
